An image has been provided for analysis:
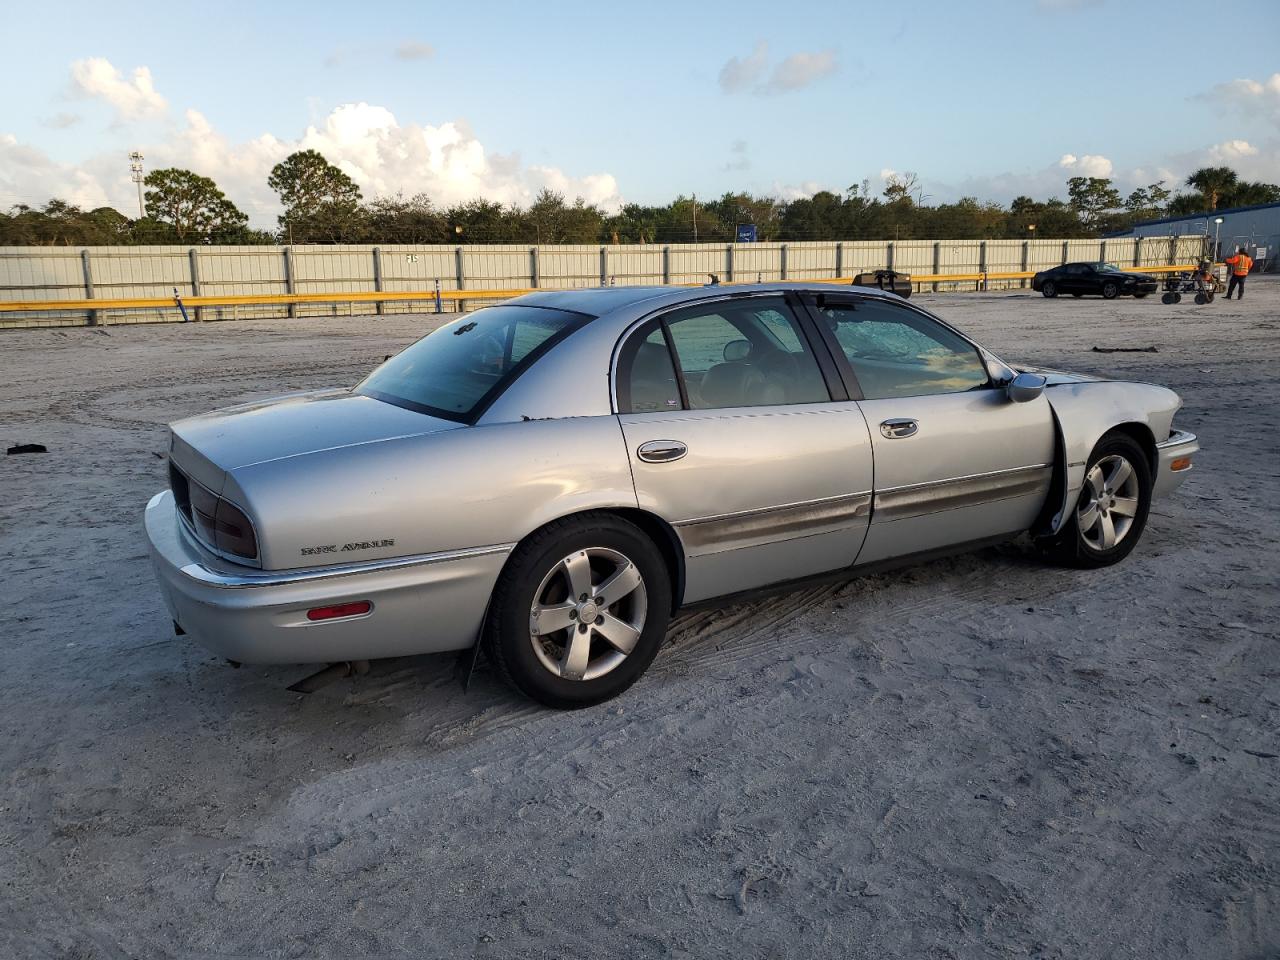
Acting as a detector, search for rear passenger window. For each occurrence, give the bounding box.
[622,327,681,413]
[621,297,829,412]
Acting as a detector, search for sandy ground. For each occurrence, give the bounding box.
[1,281,1278,960]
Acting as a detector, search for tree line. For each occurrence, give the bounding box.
[2,150,1276,247]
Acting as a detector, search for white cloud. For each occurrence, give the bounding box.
[70,58,167,121]
[723,139,750,172]
[42,112,81,129]
[0,133,111,210]
[1058,153,1113,178]
[766,50,837,92]
[395,41,435,61]
[718,42,769,94]
[1199,73,1280,128]
[719,42,836,95]
[1,97,624,226]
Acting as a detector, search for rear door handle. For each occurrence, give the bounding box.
[637,440,687,463]
[880,418,918,439]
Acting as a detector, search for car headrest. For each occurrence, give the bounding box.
[699,361,766,408]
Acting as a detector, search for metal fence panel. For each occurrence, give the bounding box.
[0,236,1207,327]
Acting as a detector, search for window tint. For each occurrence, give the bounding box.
[624,326,681,413]
[357,304,587,421]
[814,299,989,400]
[664,297,829,410]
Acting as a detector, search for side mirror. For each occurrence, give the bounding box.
[1007,372,1047,403]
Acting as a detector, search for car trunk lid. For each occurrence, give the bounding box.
[169,388,463,476]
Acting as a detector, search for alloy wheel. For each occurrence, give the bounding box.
[1076,455,1140,551]
[528,547,648,681]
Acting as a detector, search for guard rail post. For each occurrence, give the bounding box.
[188,248,204,321]
[726,243,734,283]
[530,247,540,288]
[454,246,466,312]
[780,243,788,281]
[283,248,297,319]
[81,249,98,327]
[662,245,671,285]
[835,241,844,280]
[933,241,942,292]
[1020,240,1030,290]
[372,247,384,316]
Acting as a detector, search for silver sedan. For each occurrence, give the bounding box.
[145,284,1199,707]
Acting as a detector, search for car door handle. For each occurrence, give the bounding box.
[880,418,918,439]
[637,440,687,463]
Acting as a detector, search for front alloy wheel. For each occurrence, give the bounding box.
[1040,432,1151,568]
[1042,280,1058,298]
[1076,455,1140,552]
[1102,281,1120,299]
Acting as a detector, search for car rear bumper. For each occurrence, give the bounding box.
[1152,430,1198,499]
[145,491,511,664]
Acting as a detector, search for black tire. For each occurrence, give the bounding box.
[1042,281,1058,298]
[1161,292,1176,304]
[1101,281,1120,300]
[1039,432,1152,569]
[483,513,672,708]
[1194,292,1207,305]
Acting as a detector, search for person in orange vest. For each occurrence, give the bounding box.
[1224,246,1253,300]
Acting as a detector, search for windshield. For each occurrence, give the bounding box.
[356,304,589,422]
[1093,262,1124,273]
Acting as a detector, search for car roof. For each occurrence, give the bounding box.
[512,282,901,317]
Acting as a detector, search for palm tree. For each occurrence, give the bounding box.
[1185,167,1239,210]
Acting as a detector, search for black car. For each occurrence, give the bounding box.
[1031,262,1159,300]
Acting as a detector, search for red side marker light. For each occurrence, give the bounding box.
[307,601,372,622]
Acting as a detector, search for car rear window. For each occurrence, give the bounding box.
[356,304,589,422]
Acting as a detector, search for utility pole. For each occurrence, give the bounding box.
[129,152,146,218]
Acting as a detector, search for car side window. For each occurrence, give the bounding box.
[664,298,830,410]
[617,297,830,413]
[621,325,682,413]
[814,299,990,400]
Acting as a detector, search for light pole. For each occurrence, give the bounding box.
[129,152,146,218]
[1213,217,1224,260]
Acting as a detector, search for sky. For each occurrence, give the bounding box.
[1,0,1278,228]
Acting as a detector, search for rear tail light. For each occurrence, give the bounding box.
[212,499,259,560]
[307,601,372,622]
[170,462,259,562]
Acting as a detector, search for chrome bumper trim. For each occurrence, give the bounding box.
[177,543,515,589]
[1156,429,1197,450]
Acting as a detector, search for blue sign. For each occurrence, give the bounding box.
[735,224,757,243]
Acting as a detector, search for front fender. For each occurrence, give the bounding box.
[1039,380,1181,534]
